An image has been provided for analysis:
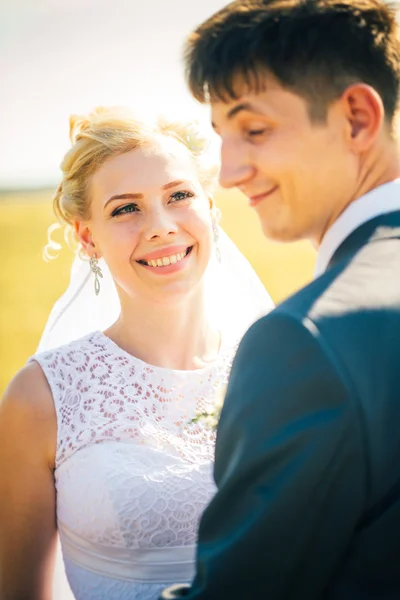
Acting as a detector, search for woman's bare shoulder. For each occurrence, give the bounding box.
[2,360,54,413]
[1,361,57,466]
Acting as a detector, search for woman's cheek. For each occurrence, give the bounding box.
[110,219,140,242]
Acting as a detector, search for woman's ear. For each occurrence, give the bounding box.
[212,206,221,223]
[208,196,221,222]
[74,221,101,258]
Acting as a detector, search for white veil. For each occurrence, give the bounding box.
[38,227,274,352]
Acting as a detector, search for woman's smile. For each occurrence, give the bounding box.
[136,245,194,275]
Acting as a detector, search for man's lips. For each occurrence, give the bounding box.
[248,186,279,207]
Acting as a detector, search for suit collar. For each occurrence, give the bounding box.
[314,179,400,277]
[327,210,400,272]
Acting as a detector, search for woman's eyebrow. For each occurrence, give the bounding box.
[104,181,185,208]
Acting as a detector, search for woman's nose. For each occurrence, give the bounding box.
[144,208,179,241]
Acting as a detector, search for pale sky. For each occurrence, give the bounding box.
[0,0,227,188]
[2,0,398,189]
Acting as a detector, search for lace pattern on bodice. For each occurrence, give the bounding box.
[30,331,236,599]
[32,331,235,469]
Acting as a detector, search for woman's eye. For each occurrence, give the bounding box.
[111,203,139,217]
[170,190,194,202]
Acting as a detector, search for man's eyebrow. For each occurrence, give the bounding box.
[104,181,185,208]
[211,102,263,129]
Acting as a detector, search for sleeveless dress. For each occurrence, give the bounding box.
[30,330,236,600]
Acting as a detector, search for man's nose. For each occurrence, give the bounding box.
[144,207,178,240]
[219,138,255,189]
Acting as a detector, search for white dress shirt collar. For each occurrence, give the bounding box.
[314,178,400,278]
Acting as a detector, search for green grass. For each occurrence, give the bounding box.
[0,188,316,395]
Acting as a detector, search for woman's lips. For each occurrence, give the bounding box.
[136,244,191,262]
[137,246,193,275]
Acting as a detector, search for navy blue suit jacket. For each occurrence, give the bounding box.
[161,212,400,599]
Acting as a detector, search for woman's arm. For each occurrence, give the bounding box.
[0,362,58,600]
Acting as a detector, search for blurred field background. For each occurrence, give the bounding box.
[0,187,315,395]
[1,0,318,395]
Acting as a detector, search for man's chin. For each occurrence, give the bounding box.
[260,221,302,243]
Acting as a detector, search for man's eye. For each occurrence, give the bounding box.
[170,191,194,202]
[248,129,266,137]
[111,203,139,216]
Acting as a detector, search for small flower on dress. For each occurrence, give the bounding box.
[191,383,227,431]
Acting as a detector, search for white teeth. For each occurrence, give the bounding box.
[142,249,190,267]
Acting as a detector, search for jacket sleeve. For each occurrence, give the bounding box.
[160,312,366,599]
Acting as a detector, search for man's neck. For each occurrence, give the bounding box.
[315,143,400,248]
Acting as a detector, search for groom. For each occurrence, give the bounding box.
[162,0,400,598]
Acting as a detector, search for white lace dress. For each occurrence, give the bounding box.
[30,331,236,600]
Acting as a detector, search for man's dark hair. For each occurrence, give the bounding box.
[185,0,400,122]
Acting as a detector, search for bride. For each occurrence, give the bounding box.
[0,106,273,600]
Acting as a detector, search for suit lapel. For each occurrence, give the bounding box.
[327,210,400,272]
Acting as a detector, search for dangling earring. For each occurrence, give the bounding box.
[89,254,103,296]
[211,214,221,263]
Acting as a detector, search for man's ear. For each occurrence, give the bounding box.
[74,221,101,258]
[341,83,385,151]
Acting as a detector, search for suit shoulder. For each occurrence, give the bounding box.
[238,303,319,357]
[238,272,344,362]
[245,271,329,337]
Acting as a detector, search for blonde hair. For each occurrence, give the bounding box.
[44,106,219,260]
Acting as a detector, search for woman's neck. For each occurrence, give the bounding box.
[104,286,220,371]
